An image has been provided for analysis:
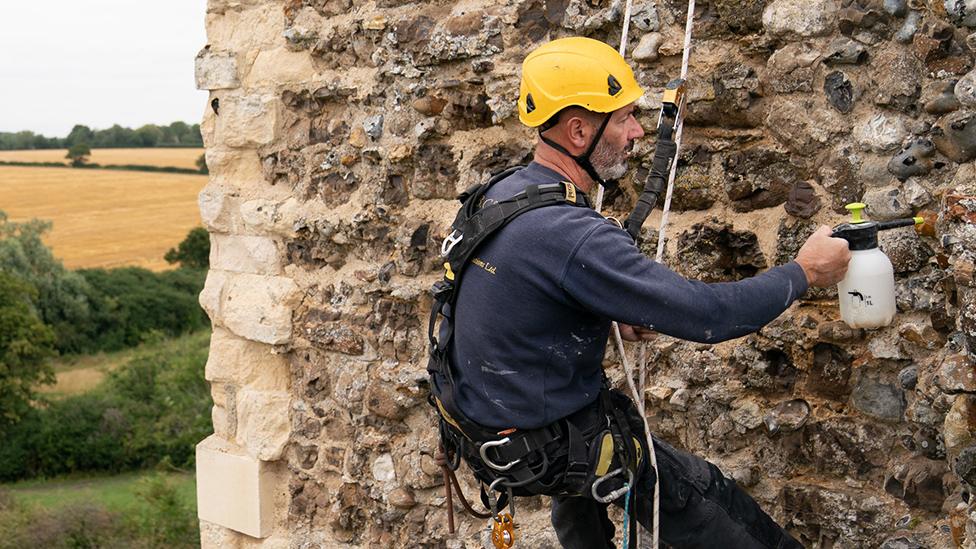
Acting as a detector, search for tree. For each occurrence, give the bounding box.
[164,227,210,269]
[0,212,97,354]
[0,272,55,425]
[64,125,94,148]
[66,142,91,166]
[195,153,208,174]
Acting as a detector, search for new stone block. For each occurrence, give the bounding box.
[200,271,299,345]
[245,47,316,88]
[196,435,277,538]
[211,234,284,275]
[206,327,290,391]
[195,49,240,90]
[236,389,291,461]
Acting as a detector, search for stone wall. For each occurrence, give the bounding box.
[193,0,976,547]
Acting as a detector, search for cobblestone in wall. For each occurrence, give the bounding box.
[197,0,976,547]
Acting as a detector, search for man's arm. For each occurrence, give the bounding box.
[560,222,849,344]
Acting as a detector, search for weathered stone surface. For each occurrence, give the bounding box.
[196,49,240,90]
[862,184,914,220]
[632,32,663,63]
[923,80,962,115]
[765,42,820,94]
[932,110,976,162]
[879,229,933,273]
[944,395,976,460]
[851,374,906,421]
[766,98,850,154]
[825,71,855,113]
[236,389,291,460]
[807,343,854,400]
[723,148,799,211]
[823,37,868,65]
[855,113,909,153]
[784,180,822,218]
[210,234,284,275]
[674,220,767,282]
[206,327,290,391]
[935,353,976,394]
[762,0,834,38]
[764,399,811,434]
[214,94,279,148]
[869,48,923,111]
[884,456,948,512]
[200,271,300,345]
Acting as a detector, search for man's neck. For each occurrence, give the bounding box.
[533,139,596,193]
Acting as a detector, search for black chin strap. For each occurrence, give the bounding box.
[539,113,617,191]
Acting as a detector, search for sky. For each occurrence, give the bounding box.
[0,1,208,137]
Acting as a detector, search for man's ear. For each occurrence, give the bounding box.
[564,115,591,151]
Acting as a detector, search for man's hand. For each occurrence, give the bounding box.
[618,323,657,341]
[795,226,851,287]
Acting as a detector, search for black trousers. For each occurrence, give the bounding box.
[551,436,804,549]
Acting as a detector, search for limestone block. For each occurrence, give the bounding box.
[205,147,265,185]
[206,327,290,391]
[196,435,277,538]
[236,389,291,461]
[206,4,284,51]
[211,234,284,275]
[199,183,242,234]
[245,47,315,88]
[240,198,301,236]
[195,49,240,90]
[215,94,279,148]
[200,271,300,345]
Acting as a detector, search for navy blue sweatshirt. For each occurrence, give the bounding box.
[439,163,809,430]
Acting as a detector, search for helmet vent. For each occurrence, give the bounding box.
[608,75,622,96]
[526,93,536,113]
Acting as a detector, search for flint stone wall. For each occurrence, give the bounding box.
[195,0,976,547]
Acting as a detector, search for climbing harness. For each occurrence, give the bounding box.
[427,167,646,548]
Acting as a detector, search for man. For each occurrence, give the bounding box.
[430,37,850,548]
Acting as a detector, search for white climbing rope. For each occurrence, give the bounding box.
[601,1,697,547]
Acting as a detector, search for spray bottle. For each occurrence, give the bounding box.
[830,203,923,329]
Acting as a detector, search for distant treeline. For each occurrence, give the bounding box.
[0,122,203,150]
[0,160,204,175]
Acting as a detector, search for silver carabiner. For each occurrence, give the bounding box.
[480,437,521,471]
[441,230,463,257]
[591,467,634,503]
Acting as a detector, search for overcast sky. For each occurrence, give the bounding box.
[0,1,208,136]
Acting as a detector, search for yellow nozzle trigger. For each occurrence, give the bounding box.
[845,202,867,223]
[444,262,455,281]
[913,216,924,225]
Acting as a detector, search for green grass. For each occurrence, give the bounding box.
[41,330,212,397]
[4,471,195,513]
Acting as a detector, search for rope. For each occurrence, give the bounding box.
[603,1,697,547]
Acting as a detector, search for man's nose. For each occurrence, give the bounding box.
[630,118,645,140]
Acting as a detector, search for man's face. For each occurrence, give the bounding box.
[589,103,645,181]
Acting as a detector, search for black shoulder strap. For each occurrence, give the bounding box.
[426,167,589,352]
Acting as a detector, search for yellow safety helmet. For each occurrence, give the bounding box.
[518,37,645,128]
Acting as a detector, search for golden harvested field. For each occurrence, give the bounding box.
[0,147,205,170]
[0,166,206,271]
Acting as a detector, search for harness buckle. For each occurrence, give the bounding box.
[480,437,521,471]
[591,466,634,503]
[563,181,577,203]
[441,230,463,257]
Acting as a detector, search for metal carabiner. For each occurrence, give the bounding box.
[591,467,634,504]
[440,230,463,257]
[480,437,520,471]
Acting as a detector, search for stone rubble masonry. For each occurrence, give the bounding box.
[195,0,976,547]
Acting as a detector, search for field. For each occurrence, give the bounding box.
[0,166,206,270]
[0,147,205,170]
[5,471,195,513]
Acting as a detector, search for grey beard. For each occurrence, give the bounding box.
[591,139,629,181]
